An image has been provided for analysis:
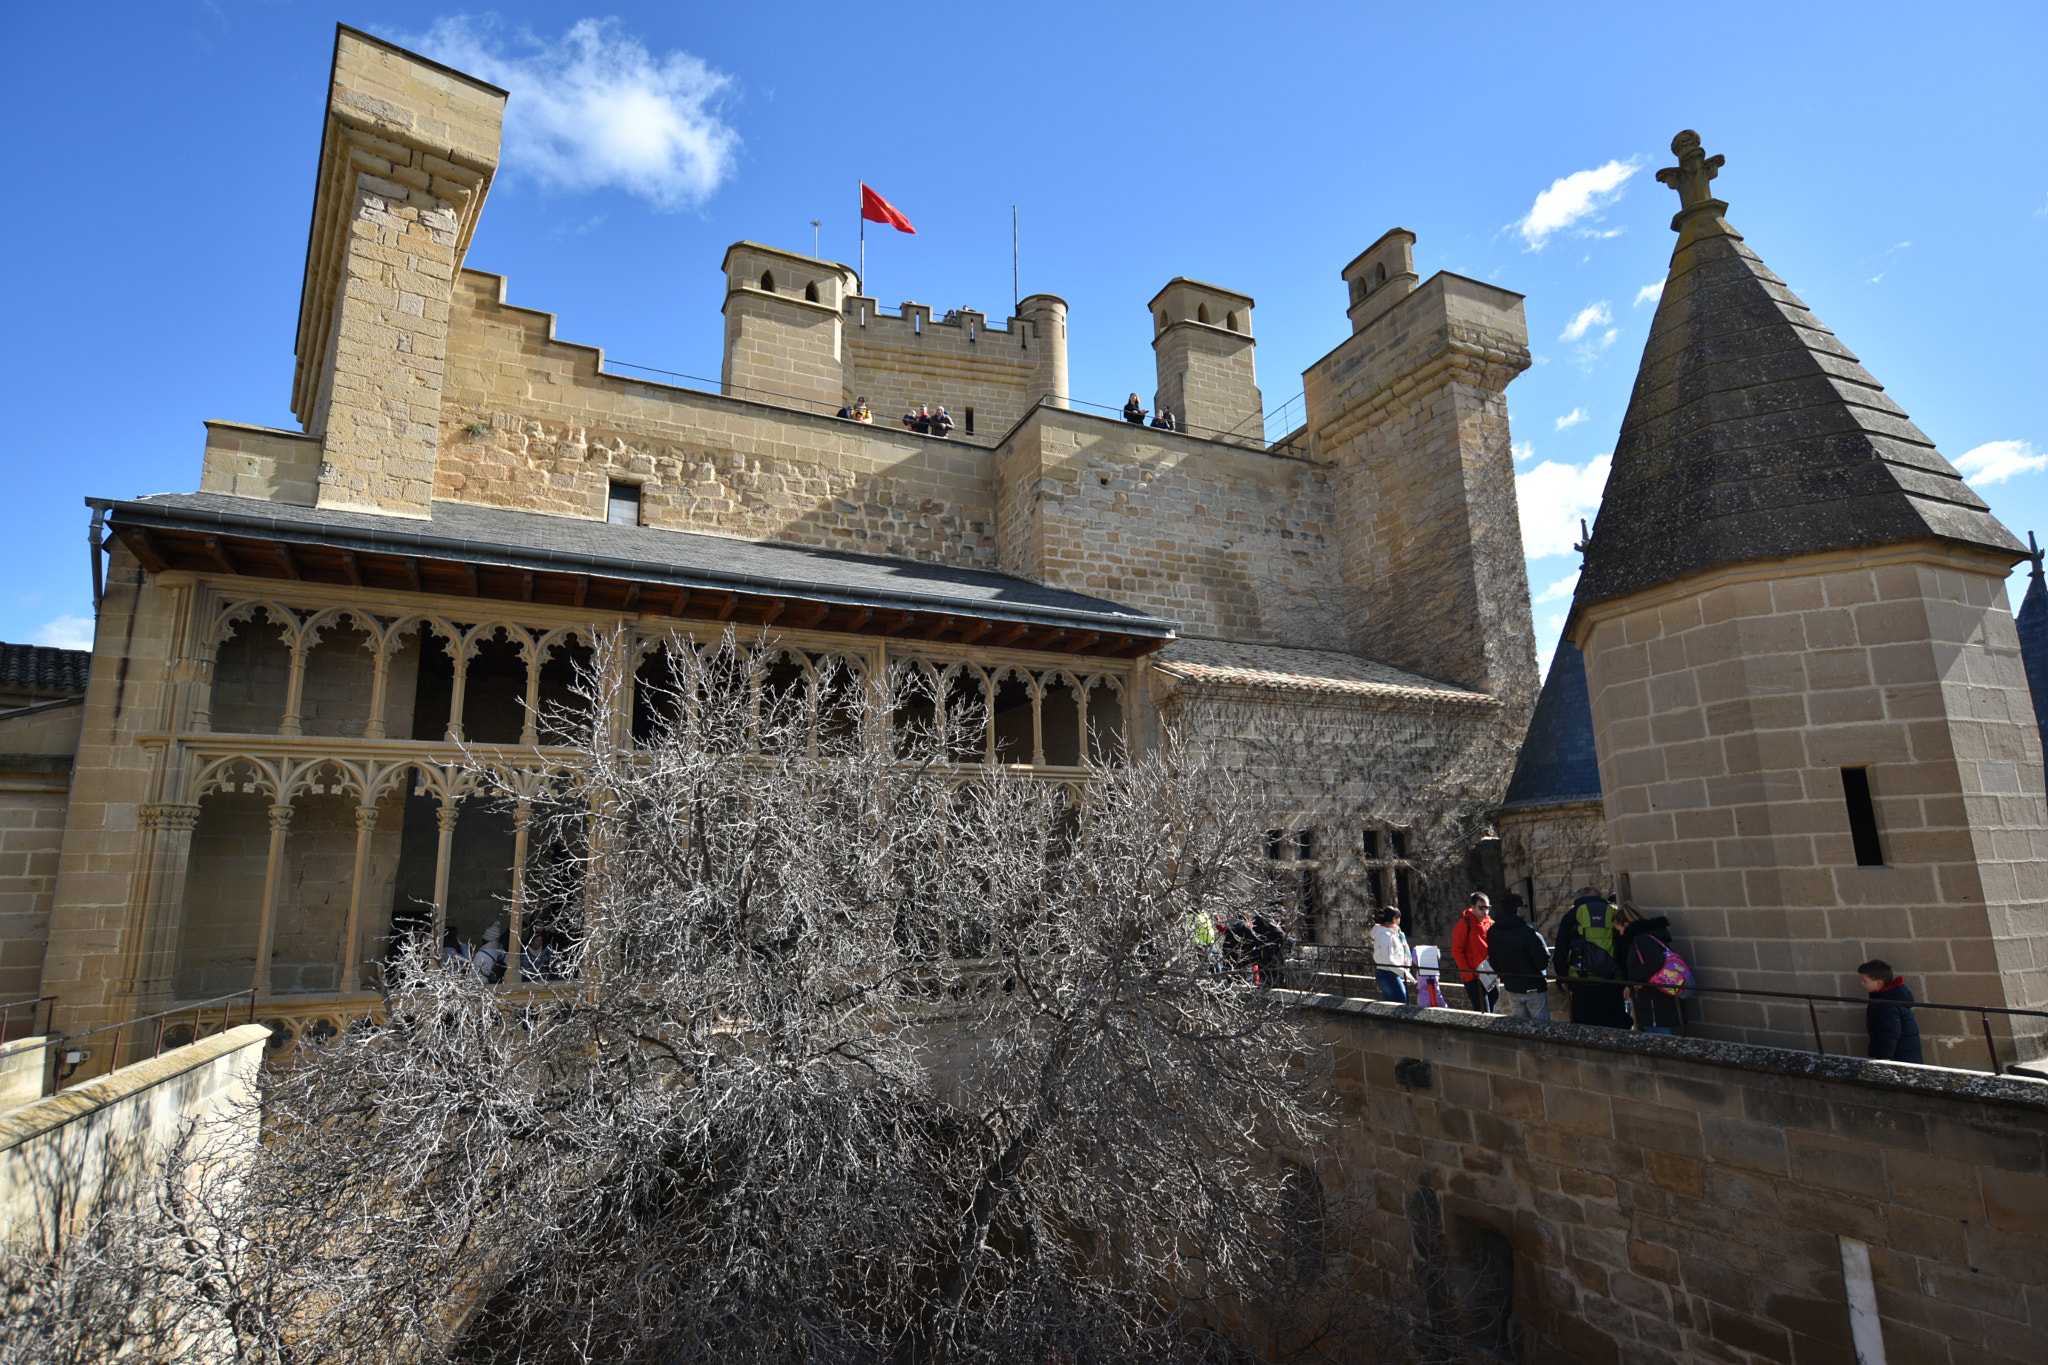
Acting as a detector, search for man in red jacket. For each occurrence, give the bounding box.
[1451,892,1496,1013]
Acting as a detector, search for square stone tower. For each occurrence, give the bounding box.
[1149,278,1261,443]
[1567,132,2048,1064]
[293,27,505,519]
[720,243,860,410]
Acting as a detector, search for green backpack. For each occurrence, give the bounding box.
[1564,896,1619,979]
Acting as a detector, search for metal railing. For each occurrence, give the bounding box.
[601,359,1001,447]
[0,995,56,1044]
[23,990,261,1094]
[1284,948,2048,1076]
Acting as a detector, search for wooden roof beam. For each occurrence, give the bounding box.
[125,527,169,574]
[200,535,236,575]
[272,543,302,581]
[339,548,363,586]
[917,614,954,640]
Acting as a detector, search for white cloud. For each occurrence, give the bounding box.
[1516,455,1612,558]
[1957,439,2048,487]
[1516,159,1641,249]
[1512,441,1536,464]
[414,17,739,211]
[1634,278,1666,307]
[1534,570,1580,603]
[33,614,94,650]
[1560,302,1613,343]
[1554,407,1588,433]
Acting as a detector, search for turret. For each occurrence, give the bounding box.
[1148,278,1261,444]
[1017,293,1069,411]
[719,243,858,410]
[1340,228,1419,335]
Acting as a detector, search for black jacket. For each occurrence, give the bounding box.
[1866,980,1925,1064]
[1618,917,1682,1029]
[1486,913,1550,994]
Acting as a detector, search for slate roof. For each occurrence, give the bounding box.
[2014,543,2048,751]
[110,492,1174,638]
[0,642,91,697]
[1572,141,2024,617]
[1499,639,1602,810]
[1153,638,1494,706]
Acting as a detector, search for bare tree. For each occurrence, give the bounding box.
[10,631,1477,1364]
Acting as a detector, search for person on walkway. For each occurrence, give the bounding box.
[1224,912,1258,981]
[1487,894,1552,1021]
[1150,407,1175,431]
[1252,912,1290,989]
[1189,910,1221,973]
[475,924,510,984]
[1123,393,1147,424]
[441,925,471,972]
[929,405,955,437]
[1858,959,1925,1064]
[1616,903,1682,1034]
[1451,892,1496,1013]
[1554,887,1631,1028]
[1370,906,1414,1004]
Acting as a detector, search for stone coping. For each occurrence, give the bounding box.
[1296,991,2048,1113]
[0,1025,271,1155]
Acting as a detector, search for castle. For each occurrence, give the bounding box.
[0,28,1539,1053]
[2,27,2042,1078]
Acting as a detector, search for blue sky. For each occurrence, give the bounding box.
[3,2,2044,673]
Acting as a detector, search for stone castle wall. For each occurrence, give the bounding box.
[1577,547,2048,1064]
[1314,996,2048,1365]
[1498,800,1614,936]
[439,271,1003,568]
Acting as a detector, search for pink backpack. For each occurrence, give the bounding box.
[1644,936,1692,997]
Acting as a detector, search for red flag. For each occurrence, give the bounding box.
[861,184,917,234]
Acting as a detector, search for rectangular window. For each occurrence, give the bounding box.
[1362,829,1379,860]
[964,407,976,436]
[607,481,642,527]
[1367,868,1385,909]
[1395,867,1413,912]
[1842,767,1885,866]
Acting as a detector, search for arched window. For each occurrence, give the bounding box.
[1374,262,1387,285]
[804,280,820,302]
[1226,311,1239,332]
[759,270,776,292]
[1197,303,1211,324]
[1157,310,1169,333]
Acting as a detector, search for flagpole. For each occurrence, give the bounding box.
[1012,205,1019,317]
[858,182,866,298]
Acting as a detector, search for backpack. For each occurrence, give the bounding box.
[1564,897,1618,979]
[1642,935,1692,997]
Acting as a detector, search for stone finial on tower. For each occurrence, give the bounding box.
[1340,228,1419,334]
[1654,129,1734,238]
[1148,279,1261,444]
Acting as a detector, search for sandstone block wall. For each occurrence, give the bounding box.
[1314,997,2048,1365]
[440,271,1003,568]
[1498,800,1614,936]
[1576,549,2048,1063]
[1153,322,1262,444]
[0,1023,267,1247]
[997,407,1339,644]
[0,699,82,1006]
[722,286,846,410]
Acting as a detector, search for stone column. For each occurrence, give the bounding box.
[280,643,309,738]
[341,805,379,993]
[119,803,205,1004]
[366,642,393,740]
[520,643,543,747]
[508,799,533,984]
[1031,683,1046,767]
[251,804,294,998]
[432,803,458,944]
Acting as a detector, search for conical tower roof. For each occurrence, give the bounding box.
[1572,131,2024,615]
[1500,639,1601,810]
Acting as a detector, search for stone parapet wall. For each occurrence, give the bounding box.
[843,301,1037,438]
[1575,546,2048,1063]
[198,422,322,507]
[1311,995,2048,1365]
[0,1023,267,1246]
